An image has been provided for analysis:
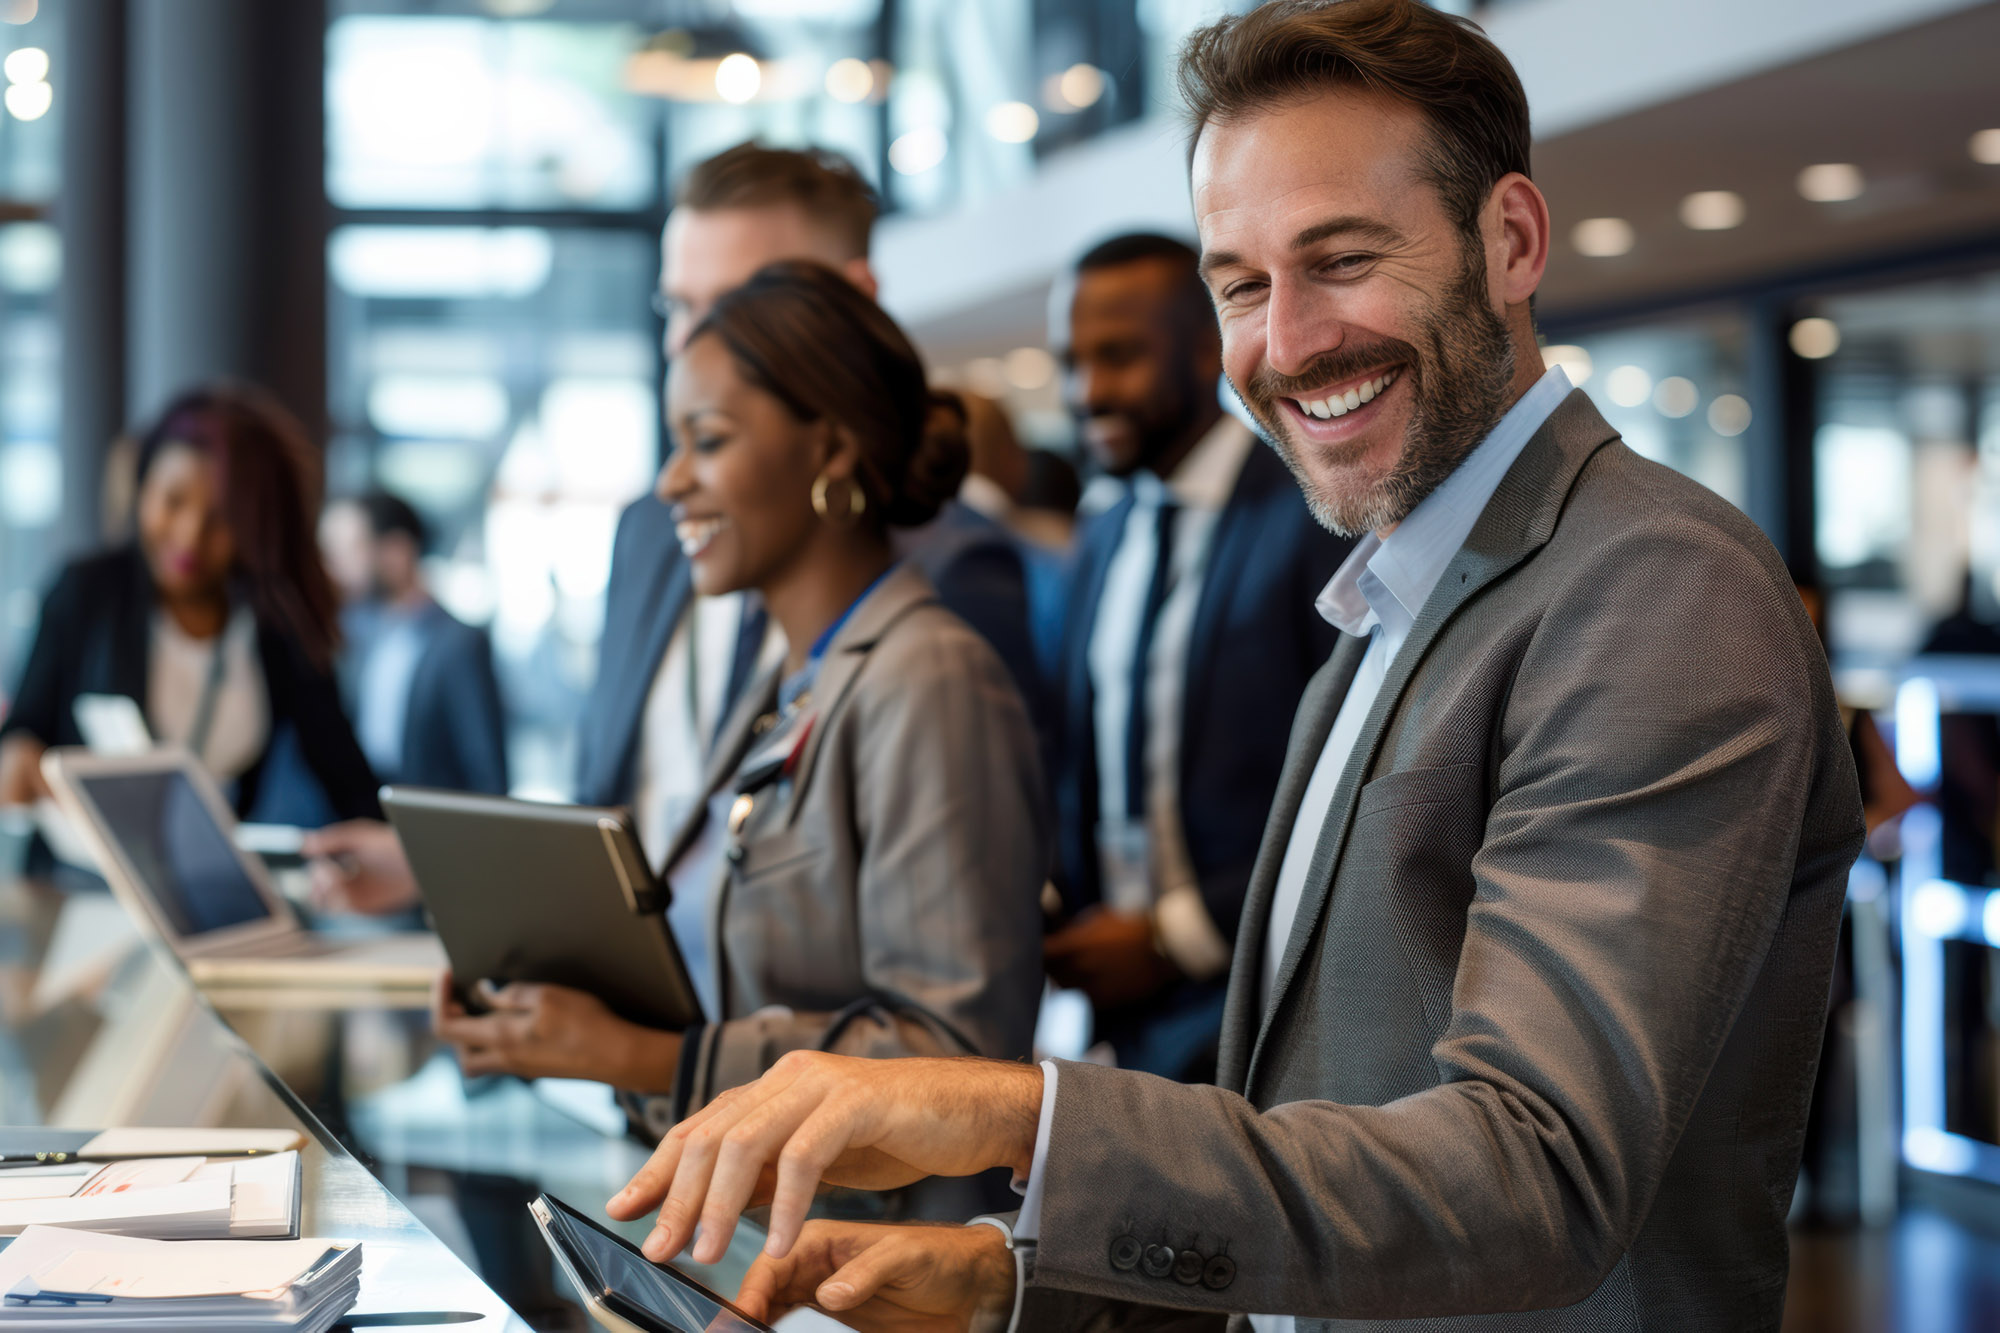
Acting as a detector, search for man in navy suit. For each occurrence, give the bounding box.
[338,491,510,797]
[1045,233,1352,1082]
[574,143,1042,864]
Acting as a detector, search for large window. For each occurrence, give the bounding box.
[326,2,665,798]
[0,4,60,711]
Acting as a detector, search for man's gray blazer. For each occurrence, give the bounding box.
[1023,390,1865,1331]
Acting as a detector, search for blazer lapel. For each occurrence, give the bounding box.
[656,662,777,876]
[1216,632,1365,1092]
[1244,390,1622,1090]
[777,564,938,825]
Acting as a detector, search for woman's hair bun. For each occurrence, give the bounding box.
[692,262,971,530]
[882,389,971,527]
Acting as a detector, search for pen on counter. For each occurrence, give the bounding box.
[0,1147,273,1168]
[0,1151,85,1167]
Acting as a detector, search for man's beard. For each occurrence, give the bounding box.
[1234,246,1517,537]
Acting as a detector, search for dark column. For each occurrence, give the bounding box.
[1777,305,1821,588]
[56,0,126,551]
[126,0,328,439]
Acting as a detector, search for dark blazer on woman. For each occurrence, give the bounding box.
[1,546,380,820]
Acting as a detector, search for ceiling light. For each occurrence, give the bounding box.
[1541,344,1592,385]
[1571,217,1634,258]
[3,46,46,84]
[1680,190,1745,231]
[1605,365,1652,408]
[888,127,947,176]
[1789,317,1840,359]
[964,358,1008,399]
[986,101,1039,144]
[824,57,873,104]
[714,53,761,104]
[3,79,48,120]
[1707,394,1752,437]
[1004,347,1055,391]
[1653,377,1698,418]
[1057,63,1104,110]
[1971,129,2000,165]
[1796,163,1863,203]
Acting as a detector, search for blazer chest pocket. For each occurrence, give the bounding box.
[1349,762,1484,1038]
[728,818,830,885]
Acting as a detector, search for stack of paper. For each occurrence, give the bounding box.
[0,1226,361,1331]
[0,1153,302,1241]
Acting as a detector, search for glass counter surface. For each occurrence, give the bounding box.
[0,872,830,1332]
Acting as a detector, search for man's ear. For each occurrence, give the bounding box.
[844,258,880,302]
[1488,173,1549,312]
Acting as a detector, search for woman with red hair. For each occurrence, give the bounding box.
[0,382,377,820]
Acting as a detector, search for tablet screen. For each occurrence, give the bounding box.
[541,1196,774,1333]
[75,770,274,938]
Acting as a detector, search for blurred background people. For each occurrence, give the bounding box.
[328,490,509,797]
[433,262,1047,1216]
[579,141,1044,871]
[1044,233,1353,1082]
[0,383,377,822]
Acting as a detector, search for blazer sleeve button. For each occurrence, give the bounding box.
[1109,1235,1143,1271]
[1203,1254,1236,1291]
[1173,1249,1205,1285]
[1141,1244,1175,1279]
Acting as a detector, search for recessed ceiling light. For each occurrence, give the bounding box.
[1571,217,1634,258]
[1653,376,1699,418]
[1707,394,1752,437]
[1971,129,2000,165]
[1789,317,1841,359]
[888,127,947,176]
[1680,190,1745,231]
[1541,344,1593,385]
[1605,365,1652,408]
[713,53,761,104]
[824,57,874,104]
[1796,163,1864,203]
[986,101,1040,144]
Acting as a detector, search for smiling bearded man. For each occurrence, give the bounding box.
[597,3,1866,1331]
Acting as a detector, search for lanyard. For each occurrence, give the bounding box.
[183,627,230,762]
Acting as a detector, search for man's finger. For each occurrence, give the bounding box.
[645,1093,764,1262]
[694,1081,834,1264]
[762,1102,857,1259]
[812,1235,922,1314]
[478,979,538,1011]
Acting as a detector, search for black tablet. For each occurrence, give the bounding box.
[381,787,702,1031]
[529,1193,779,1333]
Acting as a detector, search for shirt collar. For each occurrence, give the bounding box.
[1315,364,1572,637]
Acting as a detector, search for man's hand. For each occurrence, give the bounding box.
[735,1220,1016,1333]
[1044,908,1179,1008]
[303,819,421,915]
[430,970,681,1092]
[0,735,50,808]
[604,1052,1043,1266]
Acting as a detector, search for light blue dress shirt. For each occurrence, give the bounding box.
[1015,365,1574,1333]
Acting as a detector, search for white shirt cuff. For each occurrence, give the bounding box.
[1011,1059,1059,1241]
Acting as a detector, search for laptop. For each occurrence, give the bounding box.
[39,747,443,990]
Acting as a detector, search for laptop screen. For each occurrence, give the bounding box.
[75,770,275,938]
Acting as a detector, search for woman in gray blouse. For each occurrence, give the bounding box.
[434,262,1048,1178]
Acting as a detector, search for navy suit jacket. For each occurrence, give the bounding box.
[394,604,509,795]
[575,493,1043,809]
[1052,440,1353,989]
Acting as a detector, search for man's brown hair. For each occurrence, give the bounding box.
[1178,0,1531,240]
[676,142,879,259]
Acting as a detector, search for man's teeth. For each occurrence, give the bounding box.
[676,518,724,555]
[1293,369,1397,420]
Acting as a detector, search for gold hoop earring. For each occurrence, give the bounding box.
[811,472,867,526]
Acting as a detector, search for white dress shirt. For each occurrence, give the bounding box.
[1017,366,1574,1333]
[354,603,428,779]
[148,604,267,783]
[637,593,783,1016]
[1085,415,1255,975]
